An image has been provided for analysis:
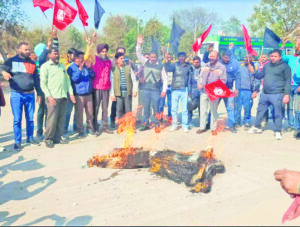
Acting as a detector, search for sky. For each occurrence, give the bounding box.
[22,0,261,31]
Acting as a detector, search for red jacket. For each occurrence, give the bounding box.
[92,56,112,90]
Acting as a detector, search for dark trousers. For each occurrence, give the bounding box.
[137,87,144,121]
[93,89,110,131]
[37,93,47,136]
[64,95,77,135]
[116,93,132,119]
[110,101,117,123]
[255,93,284,132]
[10,92,35,144]
[143,89,160,126]
[75,94,94,133]
[45,98,68,142]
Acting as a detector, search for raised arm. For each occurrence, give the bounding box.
[136,35,147,66]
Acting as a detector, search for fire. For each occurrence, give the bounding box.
[201,147,215,161]
[116,112,136,148]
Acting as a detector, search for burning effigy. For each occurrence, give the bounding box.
[88,112,225,193]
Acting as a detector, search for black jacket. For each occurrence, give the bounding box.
[254,60,291,95]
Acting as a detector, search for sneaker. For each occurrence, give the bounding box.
[45,140,54,148]
[102,128,113,134]
[90,131,100,137]
[62,134,69,140]
[169,125,178,132]
[139,125,151,131]
[248,126,263,134]
[196,129,206,134]
[275,132,282,140]
[285,127,294,133]
[54,137,69,144]
[36,134,45,141]
[77,132,85,138]
[205,123,210,130]
[14,143,22,151]
[26,138,41,146]
[293,130,300,139]
[0,146,6,152]
[244,123,251,130]
[235,124,242,129]
[110,121,116,129]
[183,128,189,133]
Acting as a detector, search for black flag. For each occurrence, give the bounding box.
[169,19,185,54]
[151,36,160,55]
[263,27,282,48]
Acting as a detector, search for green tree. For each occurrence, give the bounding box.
[0,0,26,60]
[220,16,243,36]
[248,0,300,39]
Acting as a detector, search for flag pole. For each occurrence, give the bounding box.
[83,25,88,37]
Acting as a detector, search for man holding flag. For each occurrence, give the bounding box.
[196,51,227,135]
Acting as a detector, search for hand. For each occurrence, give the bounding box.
[111,95,116,101]
[70,95,76,104]
[297,86,300,93]
[296,38,300,50]
[203,67,210,72]
[2,71,12,80]
[85,59,92,68]
[198,84,203,90]
[86,36,92,46]
[48,96,56,106]
[132,92,137,98]
[282,94,290,104]
[52,27,57,38]
[37,96,42,105]
[252,91,257,99]
[160,91,166,98]
[137,35,144,45]
[229,42,234,50]
[234,90,239,96]
[92,31,97,44]
[79,62,84,70]
[282,37,288,47]
[248,64,254,73]
[274,169,300,195]
[47,38,53,49]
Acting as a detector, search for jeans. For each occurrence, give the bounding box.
[159,88,172,117]
[64,95,77,135]
[10,92,35,144]
[143,89,160,126]
[235,89,252,125]
[220,94,236,128]
[110,101,117,123]
[36,93,47,137]
[294,87,300,130]
[287,85,298,128]
[255,93,284,132]
[171,88,189,129]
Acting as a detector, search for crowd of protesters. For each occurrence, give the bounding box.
[0,29,300,152]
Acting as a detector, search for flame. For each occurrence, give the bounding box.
[111,147,137,168]
[201,147,215,161]
[193,182,208,193]
[117,112,136,148]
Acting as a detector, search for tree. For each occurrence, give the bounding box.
[220,16,243,37]
[248,0,300,39]
[0,0,26,61]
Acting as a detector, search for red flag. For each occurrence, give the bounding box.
[33,0,54,12]
[205,80,235,101]
[53,0,77,31]
[242,25,258,56]
[192,25,212,52]
[75,0,89,26]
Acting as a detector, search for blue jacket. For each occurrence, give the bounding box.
[220,53,240,89]
[282,52,300,86]
[236,64,260,92]
[68,63,95,96]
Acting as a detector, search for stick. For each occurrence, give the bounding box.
[83,25,88,37]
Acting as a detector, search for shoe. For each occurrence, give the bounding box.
[244,123,251,130]
[285,127,294,133]
[293,130,300,138]
[77,132,85,138]
[102,128,113,134]
[0,146,6,152]
[45,140,54,148]
[275,132,282,140]
[183,128,189,133]
[196,129,206,134]
[205,123,210,130]
[169,125,178,132]
[54,138,69,144]
[139,125,151,131]
[248,126,263,134]
[62,134,69,140]
[235,124,242,129]
[26,138,41,146]
[188,123,194,130]
[14,143,22,151]
[90,131,100,137]
[110,121,116,129]
[36,134,45,141]
[211,130,218,136]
